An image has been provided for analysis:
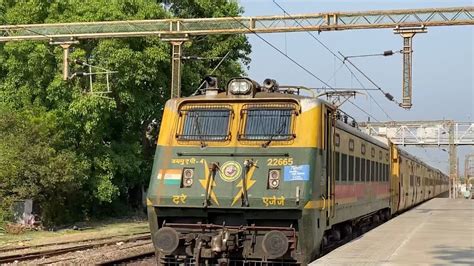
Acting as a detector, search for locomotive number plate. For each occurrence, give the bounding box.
[267,158,294,166]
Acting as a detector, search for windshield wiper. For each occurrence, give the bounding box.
[241,159,257,207]
[192,113,207,148]
[262,119,288,148]
[204,162,218,207]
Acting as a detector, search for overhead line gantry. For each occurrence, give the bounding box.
[0,6,473,107]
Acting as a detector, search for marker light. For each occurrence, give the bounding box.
[182,168,194,187]
[268,169,281,189]
[228,78,252,95]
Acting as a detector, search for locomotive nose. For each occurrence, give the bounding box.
[154,227,180,254]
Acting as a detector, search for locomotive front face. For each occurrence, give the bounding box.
[147,96,323,264]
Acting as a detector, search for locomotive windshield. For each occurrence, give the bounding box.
[239,104,296,141]
[177,106,232,141]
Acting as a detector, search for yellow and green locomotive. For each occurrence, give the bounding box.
[146,77,448,265]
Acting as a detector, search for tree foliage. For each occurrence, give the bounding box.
[0,0,250,225]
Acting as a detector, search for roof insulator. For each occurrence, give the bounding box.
[385,93,394,101]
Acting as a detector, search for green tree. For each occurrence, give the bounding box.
[0,105,89,225]
[0,0,250,225]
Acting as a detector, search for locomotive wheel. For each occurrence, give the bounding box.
[372,214,380,224]
[321,235,328,249]
[343,224,352,238]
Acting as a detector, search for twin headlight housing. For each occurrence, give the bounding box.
[182,168,194,188]
[227,78,258,96]
[268,169,281,189]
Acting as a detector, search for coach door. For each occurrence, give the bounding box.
[323,107,335,225]
[390,144,400,213]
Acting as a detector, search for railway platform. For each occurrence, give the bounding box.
[311,197,474,265]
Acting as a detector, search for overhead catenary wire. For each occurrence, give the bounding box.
[230,16,381,123]
[273,0,400,104]
[190,50,232,96]
[273,0,399,120]
[339,51,400,105]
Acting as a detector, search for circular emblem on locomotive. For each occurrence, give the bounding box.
[219,161,242,182]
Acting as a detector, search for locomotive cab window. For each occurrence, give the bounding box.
[177,105,232,141]
[239,103,297,141]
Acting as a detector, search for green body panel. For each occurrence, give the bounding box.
[147,146,319,209]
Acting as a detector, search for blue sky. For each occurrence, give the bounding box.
[238,0,473,174]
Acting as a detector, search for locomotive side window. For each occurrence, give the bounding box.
[239,104,296,141]
[335,134,340,146]
[335,152,341,181]
[177,105,232,141]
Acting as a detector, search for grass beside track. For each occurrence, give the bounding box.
[0,218,149,249]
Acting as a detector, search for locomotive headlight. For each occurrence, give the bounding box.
[268,169,281,189]
[182,168,194,188]
[228,78,252,95]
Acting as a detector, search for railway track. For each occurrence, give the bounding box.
[0,231,150,253]
[97,246,155,265]
[0,233,151,264]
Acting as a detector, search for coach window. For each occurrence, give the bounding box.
[355,157,361,182]
[349,155,354,182]
[335,152,341,181]
[380,163,384,181]
[349,139,355,152]
[376,162,380,181]
[371,161,375,182]
[341,154,348,182]
[361,144,366,155]
[386,164,390,181]
[335,134,340,147]
[366,159,371,182]
[376,162,382,181]
[361,158,366,182]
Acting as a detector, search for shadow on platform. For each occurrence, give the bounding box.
[431,245,474,265]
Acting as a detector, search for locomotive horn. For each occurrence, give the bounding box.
[263,78,279,92]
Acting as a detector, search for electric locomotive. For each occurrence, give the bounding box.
[146,77,449,265]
